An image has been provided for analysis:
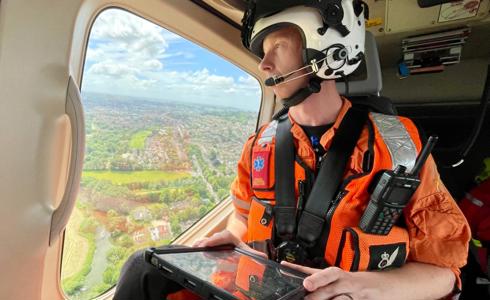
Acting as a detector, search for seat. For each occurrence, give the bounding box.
[336,31,397,115]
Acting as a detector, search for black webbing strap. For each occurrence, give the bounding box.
[281,79,321,109]
[297,107,368,246]
[274,114,296,240]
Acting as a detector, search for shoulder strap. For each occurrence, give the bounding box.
[274,107,368,245]
[274,114,296,240]
[297,107,368,246]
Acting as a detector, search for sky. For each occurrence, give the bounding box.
[81,9,262,111]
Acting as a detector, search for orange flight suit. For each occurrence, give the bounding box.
[231,98,471,288]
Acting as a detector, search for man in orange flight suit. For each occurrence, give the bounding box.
[114,1,470,299]
[196,1,471,300]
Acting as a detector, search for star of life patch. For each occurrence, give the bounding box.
[252,147,271,189]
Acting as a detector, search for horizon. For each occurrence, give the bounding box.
[81,90,261,113]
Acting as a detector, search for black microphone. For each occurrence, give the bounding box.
[265,76,285,86]
[264,68,304,87]
[264,60,321,87]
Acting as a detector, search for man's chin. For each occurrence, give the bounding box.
[273,82,310,100]
[271,87,288,99]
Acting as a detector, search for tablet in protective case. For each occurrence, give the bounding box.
[144,245,306,300]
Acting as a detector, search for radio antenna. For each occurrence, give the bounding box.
[411,135,438,176]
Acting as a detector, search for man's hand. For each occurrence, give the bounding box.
[193,229,267,258]
[282,261,377,300]
[282,261,456,300]
[193,229,242,247]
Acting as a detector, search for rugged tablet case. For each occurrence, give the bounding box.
[144,245,305,300]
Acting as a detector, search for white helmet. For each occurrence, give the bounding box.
[242,0,368,80]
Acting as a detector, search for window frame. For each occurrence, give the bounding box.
[60,4,267,300]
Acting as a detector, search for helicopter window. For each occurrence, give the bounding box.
[60,8,261,299]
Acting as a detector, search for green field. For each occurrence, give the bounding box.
[83,170,190,184]
[129,130,153,149]
[61,205,97,297]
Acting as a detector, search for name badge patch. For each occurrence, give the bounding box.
[368,243,406,270]
[252,147,271,189]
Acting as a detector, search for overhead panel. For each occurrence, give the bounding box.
[386,0,490,34]
[206,0,390,37]
[401,27,471,75]
[204,0,245,25]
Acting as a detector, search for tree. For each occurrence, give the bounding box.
[107,209,125,233]
[102,265,119,286]
[149,203,167,218]
[107,246,128,265]
[170,216,182,236]
[79,216,98,234]
[116,234,134,248]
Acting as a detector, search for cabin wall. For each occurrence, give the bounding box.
[0,1,267,299]
[0,0,83,299]
[382,57,490,103]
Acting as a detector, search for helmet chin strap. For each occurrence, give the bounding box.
[281,78,322,108]
[272,78,322,120]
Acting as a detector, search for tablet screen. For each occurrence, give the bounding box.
[156,249,305,300]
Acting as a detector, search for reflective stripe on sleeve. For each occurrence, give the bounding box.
[231,194,251,212]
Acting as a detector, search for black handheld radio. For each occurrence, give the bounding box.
[359,136,438,235]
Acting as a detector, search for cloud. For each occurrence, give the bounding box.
[88,61,138,77]
[85,66,261,110]
[161,31,184,43]
[161,51,195,60]
[91,10,168,55]
[83,8,262,111]
[85,47,105,62]
[238,75,262,90]
[142,59,163,71]
[86,9,168,74]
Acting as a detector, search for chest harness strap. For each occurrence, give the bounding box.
[274,107,369,261]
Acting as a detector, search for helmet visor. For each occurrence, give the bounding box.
[241,0,309,50]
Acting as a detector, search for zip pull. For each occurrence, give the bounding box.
[327,190,347,211]
[297,180,306,211]
[317,153,327,171]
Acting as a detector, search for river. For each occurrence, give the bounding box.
[71,226,112,299]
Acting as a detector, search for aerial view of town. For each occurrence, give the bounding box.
[61,92,258,299]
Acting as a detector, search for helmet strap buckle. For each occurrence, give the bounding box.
[310,59,320,73]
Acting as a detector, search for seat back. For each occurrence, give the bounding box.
[336,31,397,115]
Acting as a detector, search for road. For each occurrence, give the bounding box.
[191,154,219,202]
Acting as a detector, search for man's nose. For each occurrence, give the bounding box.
[258,53,273,74]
